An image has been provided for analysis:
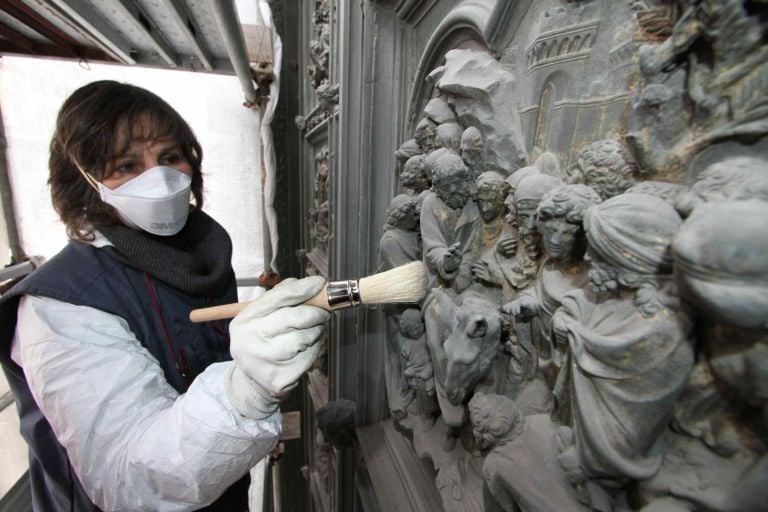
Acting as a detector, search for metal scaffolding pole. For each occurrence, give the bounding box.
[0,102,25,264]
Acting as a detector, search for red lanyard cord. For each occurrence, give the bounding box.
[143,272,191,384]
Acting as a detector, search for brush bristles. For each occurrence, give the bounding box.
[358,261,428,305]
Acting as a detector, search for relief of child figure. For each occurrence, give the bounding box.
[396,308,438,417]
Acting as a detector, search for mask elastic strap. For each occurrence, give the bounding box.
[73,161,101,192]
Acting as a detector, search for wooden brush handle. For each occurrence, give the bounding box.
[189,286,330,323]
[304,288,331,309]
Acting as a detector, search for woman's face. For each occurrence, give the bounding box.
[102,117,192,189]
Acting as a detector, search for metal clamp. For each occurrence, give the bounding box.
[325,279,362,310]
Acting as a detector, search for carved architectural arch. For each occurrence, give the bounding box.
[402,0,527,133]
[533,70,573,154]
[404,3,530,176]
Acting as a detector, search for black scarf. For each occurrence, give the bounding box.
[99,210,235,296]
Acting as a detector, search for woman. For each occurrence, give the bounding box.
[0,81,329,511]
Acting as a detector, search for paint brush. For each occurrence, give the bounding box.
[189,261,428,323]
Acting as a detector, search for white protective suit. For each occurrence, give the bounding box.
[11,294,281,511]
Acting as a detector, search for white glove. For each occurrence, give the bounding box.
[225,276,330,418]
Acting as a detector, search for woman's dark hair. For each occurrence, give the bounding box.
[49,80,204,240]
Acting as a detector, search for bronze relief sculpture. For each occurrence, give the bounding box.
[371,1,767,509]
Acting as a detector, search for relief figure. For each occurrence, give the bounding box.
[415,117,441,153]
[378,194,422,418]
[461,126,486,180]
[420,153,482,427]
[400,154,432,212]
[494,172,564,304]
[469,393,586,512]
[570,139,637,200]
[420,153,480,293]
[675,155,768,217]
[503,166,539,229]
[437,122,464,153]
[659,199,768,511]
[503,184,601,409]
[514,173,563,266]
[397,308,438,418]
[469,171,513,290]
[551,193,694,504]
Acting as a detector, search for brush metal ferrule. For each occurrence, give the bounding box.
[326,279,362,310]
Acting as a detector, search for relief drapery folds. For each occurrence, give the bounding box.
[375,1,768,509]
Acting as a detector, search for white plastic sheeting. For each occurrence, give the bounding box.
[253,0,282,275]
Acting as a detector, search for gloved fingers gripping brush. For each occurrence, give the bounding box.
[190,261,428,322]
[225,275,330,418]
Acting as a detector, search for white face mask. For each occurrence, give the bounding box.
[78,164,192,236]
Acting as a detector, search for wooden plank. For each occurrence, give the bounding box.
[242,24,272,63]
[307,369,328,410]
[281,411,301,441]
[309,470,331,512]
